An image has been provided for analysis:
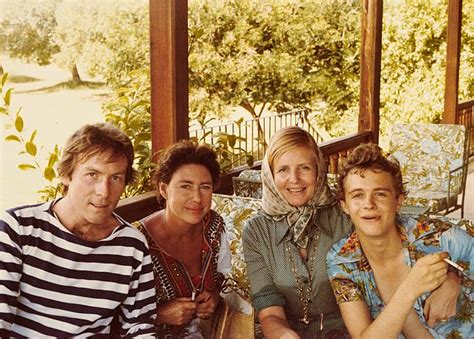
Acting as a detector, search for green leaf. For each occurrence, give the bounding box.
[228,135,237,148]
[25,141,37,156]
[47,152,59,167]
[29,130,37,142]
[4,88,12,106]
[15,115,24,132]
[1,73,8,87]
[246,155,254,167]
[18,164,36,170]
[5,135,21,142]
[0,107,7,115]
[44,167,56,182]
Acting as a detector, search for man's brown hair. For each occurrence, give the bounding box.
[338,143,407,200]
[57,123,135,194]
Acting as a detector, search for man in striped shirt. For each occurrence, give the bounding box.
[0,123,157,337]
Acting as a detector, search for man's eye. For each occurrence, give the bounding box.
[201,185,212,190]
[181,184,191,189]
[87,172,97,178]
[112,175,123,182]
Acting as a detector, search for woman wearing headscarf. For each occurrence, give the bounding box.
[242,127,351,338]
[242,127,462,339]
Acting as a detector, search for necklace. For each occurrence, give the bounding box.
[285,230,319,326]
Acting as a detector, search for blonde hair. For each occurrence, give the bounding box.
[266,126,323,172]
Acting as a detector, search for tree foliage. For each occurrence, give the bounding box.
[0,0,61,66]
[0,0,148,83]
[188,0,361,136]
[1,0,473,202]
[102,68,154,197]
[378,0,474,145]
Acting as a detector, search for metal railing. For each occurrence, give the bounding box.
[116,130,374,220]
[457,99,474,157]
[189,109,325,169]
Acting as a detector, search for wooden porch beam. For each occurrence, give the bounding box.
[149,0,189,159]
[443,0,462,124]
[358,0,383,144]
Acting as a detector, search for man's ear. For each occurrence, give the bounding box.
[340,199,349,215]
[396,194,405,212]
[159,182,168,200]
[60,175,70,187]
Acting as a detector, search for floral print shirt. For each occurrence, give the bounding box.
[326,214,473,339]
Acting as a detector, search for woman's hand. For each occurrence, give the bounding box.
[403,252,449,301]
[258,306,301,339]
[156,297,197,326]
[195,290,219,319]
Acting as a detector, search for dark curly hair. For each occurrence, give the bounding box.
[152,140,220,205]
[337,143,407,200]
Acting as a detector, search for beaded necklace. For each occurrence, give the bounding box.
[285,229,320,326]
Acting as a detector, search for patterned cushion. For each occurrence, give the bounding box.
[233,170,263,199]
[388,123,467,214]
[212,193,262,297]
[434,215,474,236]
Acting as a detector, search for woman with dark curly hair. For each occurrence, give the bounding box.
[136,140,231,338]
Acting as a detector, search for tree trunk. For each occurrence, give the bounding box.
[70,64,81,82]
[240,100,267,155]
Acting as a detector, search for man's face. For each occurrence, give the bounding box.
[341,169,403,239]
[61,151,128,228]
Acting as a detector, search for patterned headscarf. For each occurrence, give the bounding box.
[261,142,334,248]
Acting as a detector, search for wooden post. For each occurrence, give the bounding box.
[149,0,189,160]
[443,0,462,124]
[358,0,383,144]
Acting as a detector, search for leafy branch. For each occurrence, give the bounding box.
[1,73,62,201]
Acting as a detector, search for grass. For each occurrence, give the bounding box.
[17,80,106,94]
[8,74,40,83]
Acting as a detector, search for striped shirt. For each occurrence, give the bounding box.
[0,200,157,337]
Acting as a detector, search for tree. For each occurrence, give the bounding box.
[0,0,148,83]
[188,0,361,137]
[90,1,149,87]
[53,0,149,86]
[379,0,474,145]
[0,1,61,67]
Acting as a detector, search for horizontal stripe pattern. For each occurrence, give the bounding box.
[0,200,156,337]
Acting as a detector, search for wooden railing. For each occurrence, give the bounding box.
[457,99,474,157]
[115,131,373,222]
